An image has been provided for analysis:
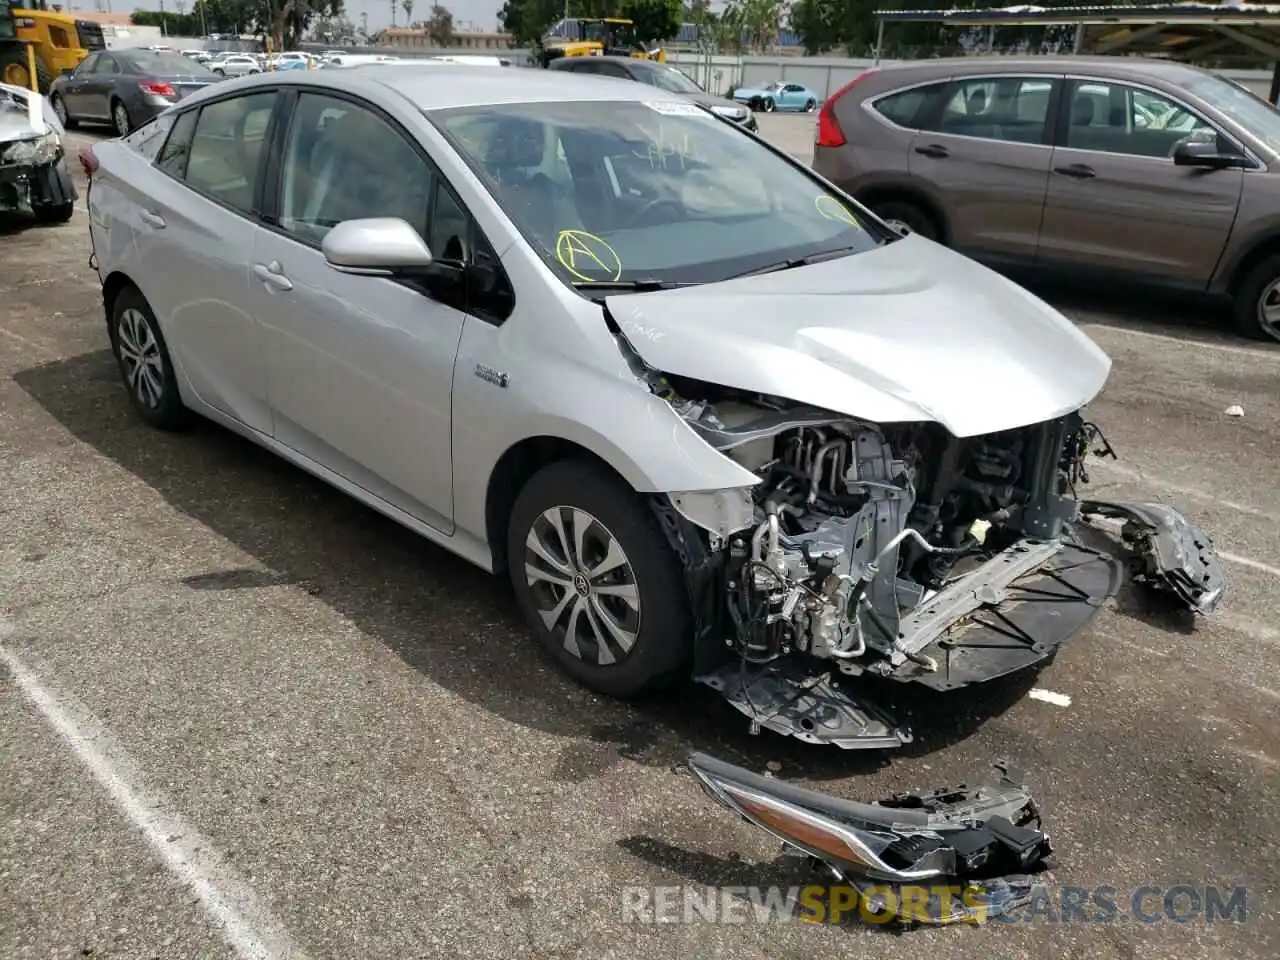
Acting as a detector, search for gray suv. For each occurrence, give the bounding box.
[813,56,1280,341]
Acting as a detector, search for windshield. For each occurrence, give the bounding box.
[120,50,216,76]
[1184,73,1280,154]
[433,100,882,288]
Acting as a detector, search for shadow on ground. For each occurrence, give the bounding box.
[16,348,1059,782]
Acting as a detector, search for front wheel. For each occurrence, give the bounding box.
[804,98,817,113]
[51,94,76,129]
[761,97,775,113]
[213,68,225,76]
[867,198,940,243]
[507,460,693,698]
[1232,252,1280,342]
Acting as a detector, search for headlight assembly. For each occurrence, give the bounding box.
[3,132,61,167]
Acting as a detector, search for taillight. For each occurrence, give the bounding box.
[816,70,876,148]
[79,144,99,176]
[140,80,176,97]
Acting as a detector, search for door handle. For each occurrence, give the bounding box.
[914,144,950,159]
[253,261,293,291]
[139,210,165,228]
[1053,163,1096,180]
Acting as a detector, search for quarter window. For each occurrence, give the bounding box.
[182,92,277,214]
[1066,81,1218,157]
[936,77,1053,143]
[277,93,434,245]
[872,85,939,128]
[156,108,198,177]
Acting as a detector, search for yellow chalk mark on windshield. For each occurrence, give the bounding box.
[815,195,861,227]
[556,229,623,282]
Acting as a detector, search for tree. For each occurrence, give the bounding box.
[622,0,681,45]
[402,0,415,27]
[497,0,560,48]
[426,3,454,44]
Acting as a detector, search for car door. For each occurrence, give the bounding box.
[1037,77,1244,285]
[781,84,805,109]
[58,52,98,118]
[247,91,479,533]
[907,74,1061,259]
[83,52,122,118]
[141,89,281,434]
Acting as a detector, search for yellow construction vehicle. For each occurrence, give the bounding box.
[537,17,665,67]
[0,0,102,94]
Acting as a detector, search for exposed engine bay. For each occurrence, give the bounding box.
[648,373,1227,749]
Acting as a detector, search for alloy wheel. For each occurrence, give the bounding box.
[115,307,165,409]
[524,506,641,667]
[113,102,130,136]
[1257,278,1280,342]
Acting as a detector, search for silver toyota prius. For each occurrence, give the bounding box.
[82,65,1224,750]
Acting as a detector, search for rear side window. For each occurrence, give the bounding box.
[156,109,197,176]
[872,85,939,128]
[181,92,278,215]
[935,77,1054,144]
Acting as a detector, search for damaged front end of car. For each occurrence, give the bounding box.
[0,81,77,221]
[610,320,1226,750]
[681,751,1053,924]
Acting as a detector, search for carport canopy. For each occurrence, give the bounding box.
[872,3,1280,102]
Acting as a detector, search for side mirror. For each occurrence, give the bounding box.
[1173,138,1245,170]
[321,218,434,275]
[60,68,75,77]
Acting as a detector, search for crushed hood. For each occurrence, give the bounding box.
[0,81,61,146]
[605,235,1112,438]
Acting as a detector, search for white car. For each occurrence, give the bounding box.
[209,55,261,78]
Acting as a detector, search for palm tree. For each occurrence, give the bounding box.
[402,0,415,28]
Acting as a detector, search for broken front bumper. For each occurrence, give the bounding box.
[697,500,1224,751]
[0,154,76,215]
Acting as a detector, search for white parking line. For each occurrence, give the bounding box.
[0,629,308,960]
[1219,550,1280,581]
[1087,459,1280,525]
[1028,688,1072,707]
[1079,322,1280,361]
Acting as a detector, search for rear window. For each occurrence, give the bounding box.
[120,50,216,77]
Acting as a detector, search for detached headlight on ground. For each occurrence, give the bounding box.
[3,132,61,167]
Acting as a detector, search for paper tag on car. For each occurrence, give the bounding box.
[643,101,711,118]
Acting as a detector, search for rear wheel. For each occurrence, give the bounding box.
[111,98,131,137]
[108,287,186,429]
[1232,252,1280,342]
[507,460,692,698]
[804,98,817,112]
[761,96,775,113]
[866,198,940,242]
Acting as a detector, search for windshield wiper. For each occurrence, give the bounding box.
[571,279,691,293]
[722,246,861,281]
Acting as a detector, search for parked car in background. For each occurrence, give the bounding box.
[182,50,214,65]
[208,54,261,78]
[811,56,1280,342]
[730,80,818,113]
[49,48,216,137]
[549,55,756,131]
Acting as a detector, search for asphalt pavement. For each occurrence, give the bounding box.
[0,115,1276,960]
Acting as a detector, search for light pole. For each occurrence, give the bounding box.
[390,0,396,28]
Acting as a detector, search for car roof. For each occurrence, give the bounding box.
[866,55,1212,84]
[191,64,688,111]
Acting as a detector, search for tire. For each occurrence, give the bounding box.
[33,201,74,224]
[1232,252,1280,342]
[111,98,131,137]
[804,98,817,113]
[214,68,225,77]
[867,198,940,242]
[108,287,186,429]
[762,97,775,113]
[50,93,77,130]
[507,460,693,698]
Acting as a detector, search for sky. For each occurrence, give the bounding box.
[83,0,506,32]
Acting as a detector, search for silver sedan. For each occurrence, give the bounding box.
[81,66,1222,749]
